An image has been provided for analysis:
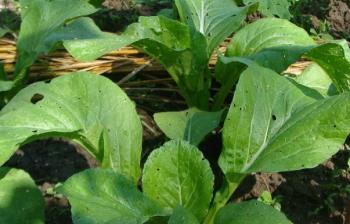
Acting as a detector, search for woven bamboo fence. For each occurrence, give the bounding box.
[0,37,308,79]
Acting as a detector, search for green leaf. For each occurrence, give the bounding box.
[0,81,13,92]
[293,63,337,97]
[219,65,350,174]
[214,200,292,224]
[154,108,224,146]
[215,18,315,90]
[58,17,133,62]
[0,27,10,38]
[143,140,214,221]
[0,72,142,182]
[168,206,199,224]
[243,0,292,19]
[0,167,44,224]
[305,43,350,93]
[65,15,210,108]
[0,63,8,81]
[225,18,315,58]
[214,19,350,108]
[15,0,97,76]
[58,169,166,224]
[175,0,256,53]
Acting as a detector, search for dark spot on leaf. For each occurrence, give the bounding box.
[30,93,44,104]
[272,115,277,121]
[156,168,160,171]
[44,79,51,84]
[32,130,38,133]
[333,124,337,128]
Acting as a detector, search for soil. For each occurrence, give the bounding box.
[3,132,349,224]
[292,0,350,40]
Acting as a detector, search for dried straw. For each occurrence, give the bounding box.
[0,37,307,79]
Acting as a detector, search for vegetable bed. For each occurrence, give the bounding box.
[1,0,350,224]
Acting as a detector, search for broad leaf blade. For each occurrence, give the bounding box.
[175,0,255,53]
[154,108,224,146]
[15,0,97,75]
[225,18,315,58]
[0,168,44,224]
[168,206,199,224]
[305,43,350,93]
[216,18,315,84]
[0,73,142,182]
[215,200,292,224]
[142,140,214,221]
[293,63,337,97]
[219,65,350,174]
[58,169,166,224]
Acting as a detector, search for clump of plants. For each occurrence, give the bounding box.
[1,0,350,223]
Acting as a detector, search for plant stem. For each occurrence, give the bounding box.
[203,174,246,224]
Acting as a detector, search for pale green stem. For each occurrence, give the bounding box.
[203,174,246,224]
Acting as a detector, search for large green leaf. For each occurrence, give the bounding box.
[293,63,337,97]
[175,0,256,53]
[15,0,97,76]
[0,72,142,182]
[0,168,44,224]
[154,108,224,146]
[219,65,350,174]
[214,19,350,108]
[143,140,214,221]
[58,169,166,224]
[305,43,350,93]
[225,18,315,58]
[243,0,292,19]
[214,200,292,224]
[168,206,199,224]
[214,18,315,105]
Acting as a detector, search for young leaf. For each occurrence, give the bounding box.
[0,72,142,182]
[214,200,292,224]
[142,140,214,221]
[293,63,337,97]
[175,0,256,53]
[243,0,292,19]
[0,167,45,224]
[0,27,10,38]
[58,169,167,224]
[15,0,97,76]
[219,65,350,174]
[168,206,199,224]
[154,108,224,146]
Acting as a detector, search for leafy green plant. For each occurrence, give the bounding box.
[2,62,350,223]
[58,0,257,109]
[0,0,112,103]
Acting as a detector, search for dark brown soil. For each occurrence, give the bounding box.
[3,133,349,224]
[292,0,350,40]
